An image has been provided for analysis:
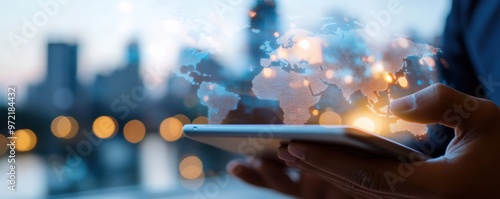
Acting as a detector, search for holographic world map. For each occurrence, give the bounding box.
[177,16,440,137]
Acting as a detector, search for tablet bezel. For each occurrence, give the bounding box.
[182,124,430,161]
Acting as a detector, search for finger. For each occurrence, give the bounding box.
[389,83,500,136]
[279,147,357,198]
[288,160,383,199]
[287,141,446,197]
[227,160,268,188]
[252,159,300,196]
[227,159,299,197]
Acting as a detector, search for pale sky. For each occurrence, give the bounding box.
[0,0,451,101]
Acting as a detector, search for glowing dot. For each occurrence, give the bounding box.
[174,114,191,126]
[192,116,209,124]
[203,95,209,102]
[249,11,257,18]
[312,109,319,116]
[274,32,280,37]
[303,80,310,86]
[270,54,277,61]
[384,74,393,83]
[118,1,133,13]
[353,117,375,132]
[424,57,436,67]
[179,156,203,180]
[374,63,384,72]
[298,39,310,49]
[208,84,214,90]
[399,77,409,88]
[123,120,146,144]
[92,116,118,139]
[326,70,334,79]
[51,116,78,139]
[160,117,183,142]
[344,75,353,84]
[398,38,410,48]
[319,111,342,125]
[0,134,8,155]
[263,68,273,78]
[277,48,288,58]
[367,56,375,63]
[14,129,37,152]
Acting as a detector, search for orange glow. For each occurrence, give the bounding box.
[262,68,274,78]
[344,75,353,84]
[384,74,393,83]
[179,156,203,180]
[192,116,209,124]
[51,116,78,139]
[325,70,334,79]
[274,32,280,37]
[160,117,183,142]
[312,109,319,116]
[174,114,191,126]
[249,11,257,18]
[398,77,409,88]
[303,79,310,86]
[353,117,375,132]
[424,57,435,67]
[92,116,118,139]
[270,54,277,61]
[15,129,37,152]
[123,120,146,143]
[367,56,375,63]
[319,111,342,125]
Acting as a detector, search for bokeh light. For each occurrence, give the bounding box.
[159,117,183,142]
[325,70,334,79]
[398,77,409,88]
[384,74,393,83]
[0,134,8,155]
[319,111,342,125]
[179,156,203,180]
[262,68,274,78]
[353,117,375,132]
[311,109,319,116]
[123,120,146,144]
[344,75,353,84]
[51,116,79,139]
[174,114,191,126]
[298,39,310,49]
[15,129,37,152]
[192,116,209,124]
[92,116,118,139]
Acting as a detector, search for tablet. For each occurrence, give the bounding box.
[182,124,430,161]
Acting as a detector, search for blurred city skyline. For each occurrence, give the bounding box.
[0,0,451,103]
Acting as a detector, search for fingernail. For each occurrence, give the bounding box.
[227,162,243,175]
[390,95,415,113]
[278,150,296,162]
[288,145,306,160]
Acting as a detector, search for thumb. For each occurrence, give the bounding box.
[389,83,500,134]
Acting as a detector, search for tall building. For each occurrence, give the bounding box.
[92,40,143,119]
[28,43,78,116]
